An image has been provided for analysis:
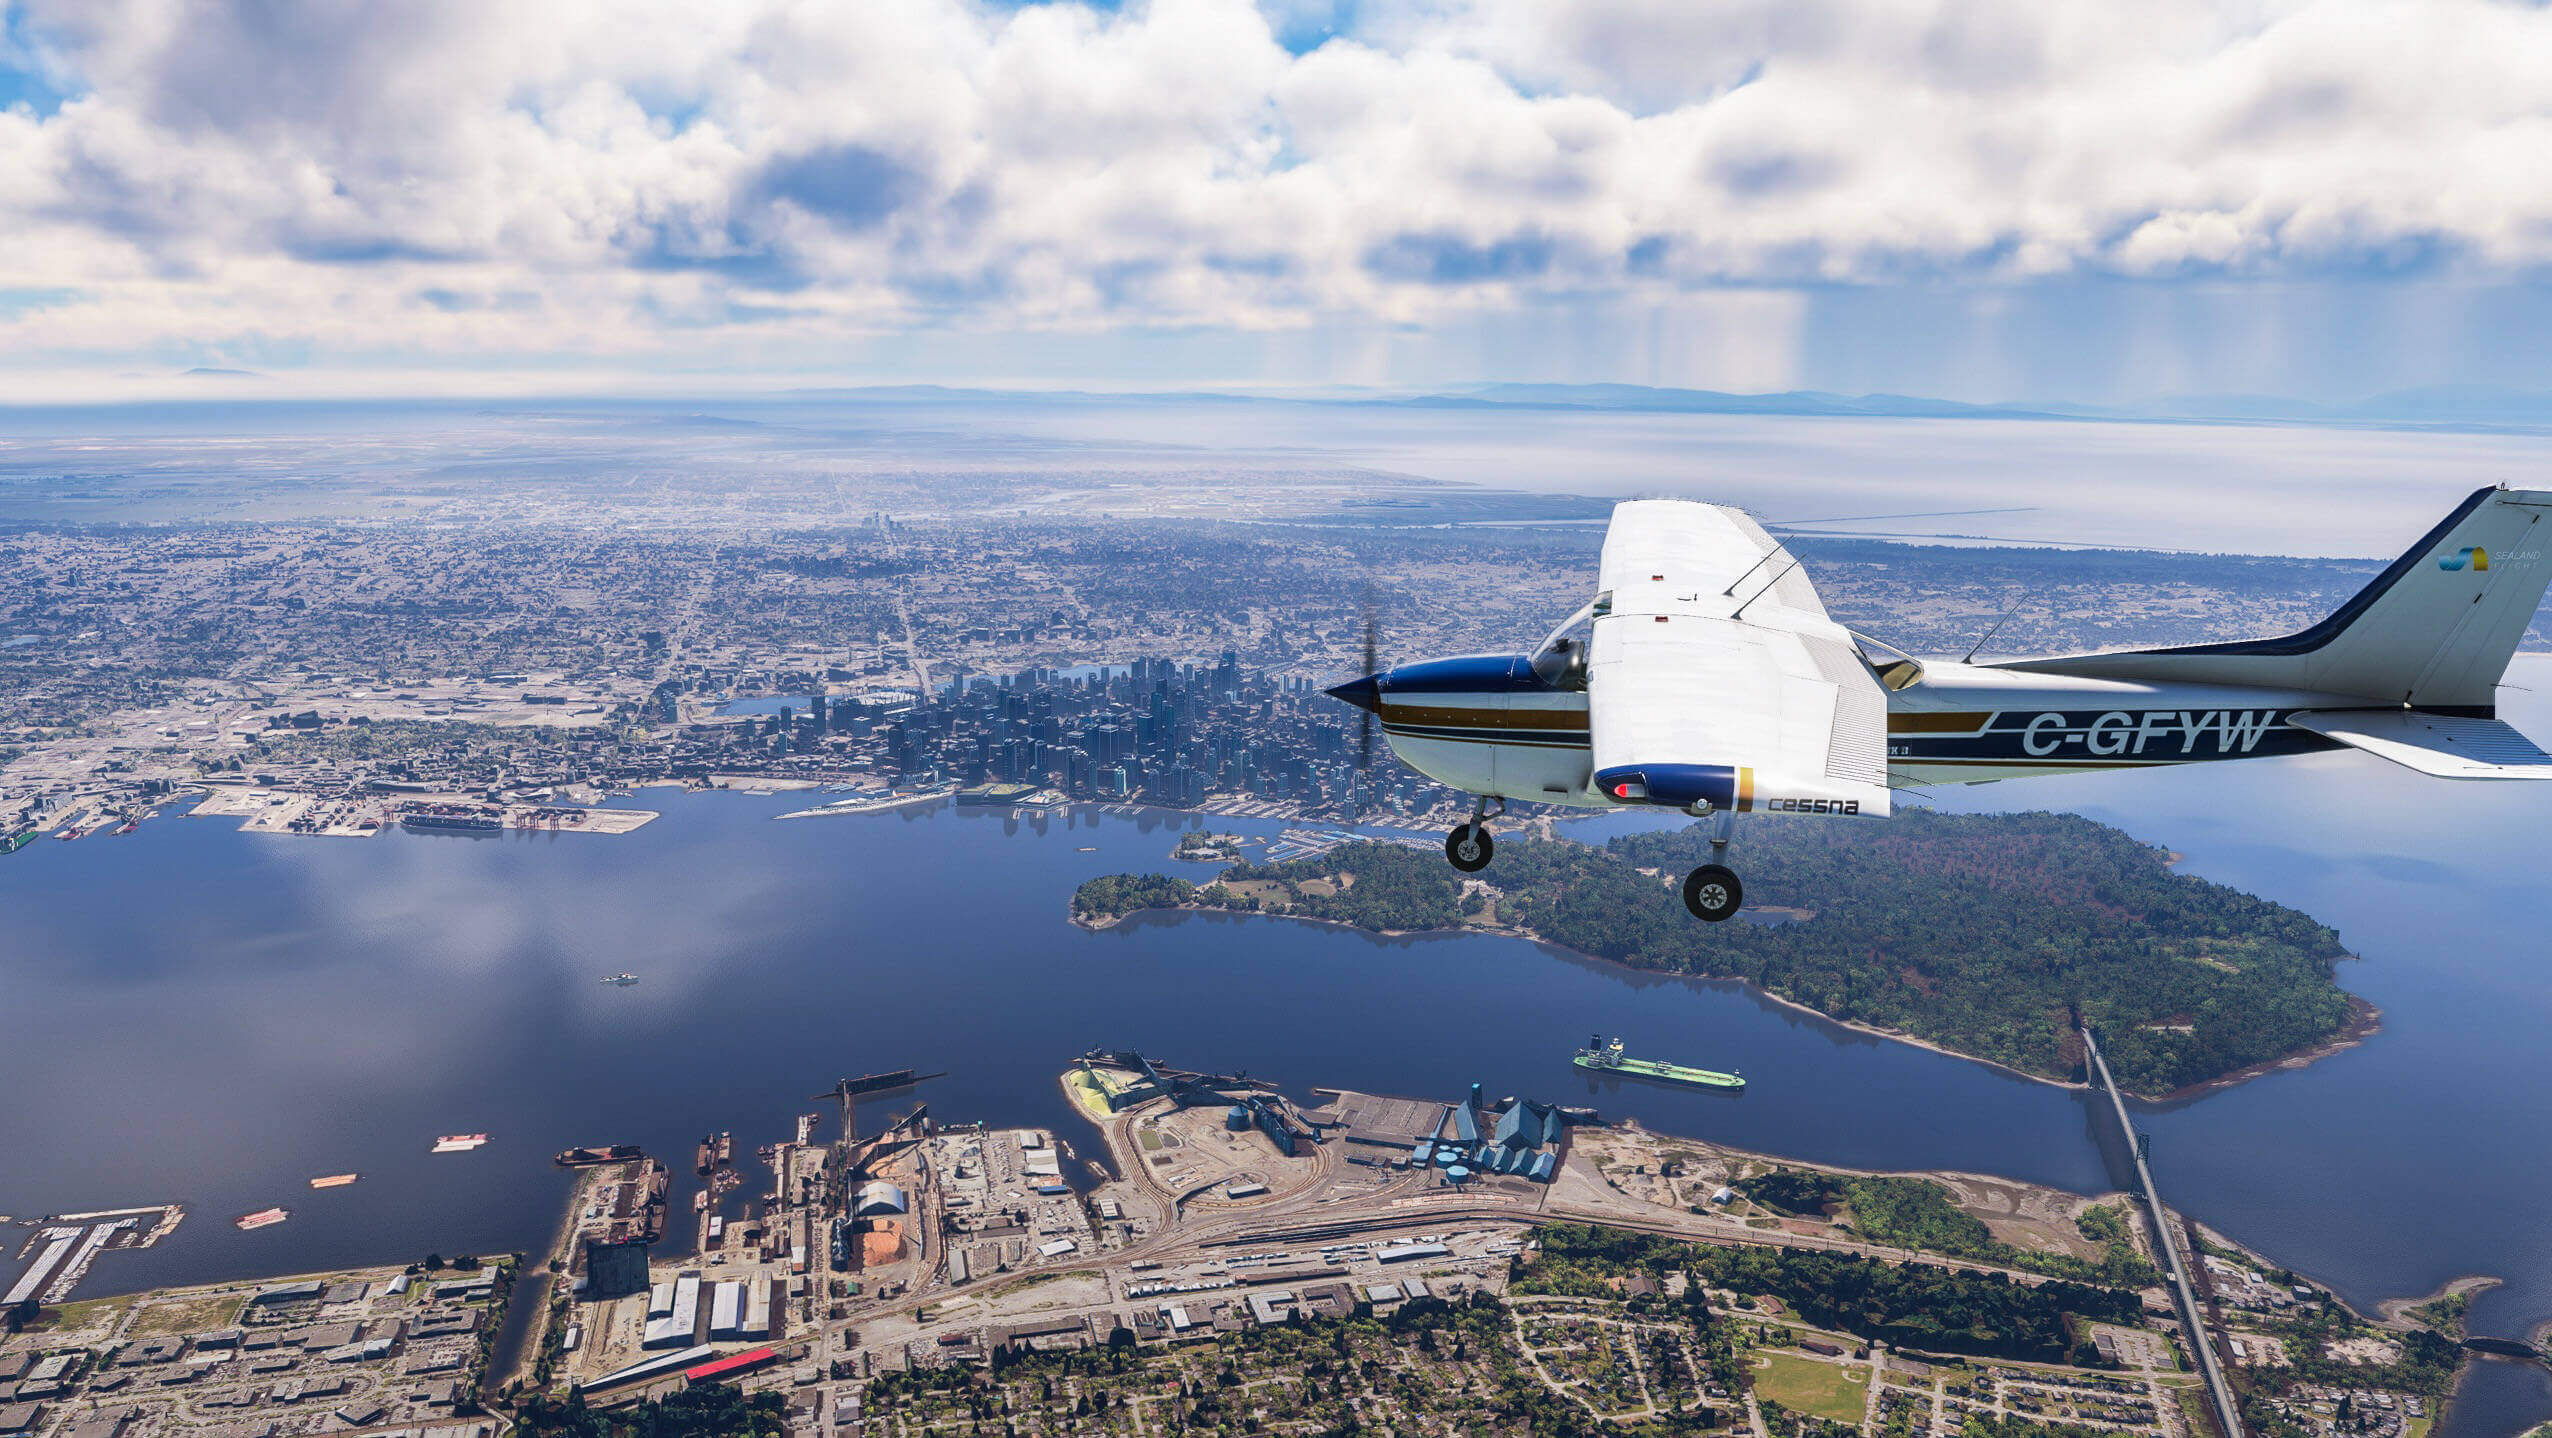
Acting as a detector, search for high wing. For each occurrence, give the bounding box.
[1587,500,1891,816]
[2289,710,2552,779]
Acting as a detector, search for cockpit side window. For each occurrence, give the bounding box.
[1529,638,1589,691]
[1528,593,1603,690]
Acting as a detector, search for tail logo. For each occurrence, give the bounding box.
[2439,546,2490,572]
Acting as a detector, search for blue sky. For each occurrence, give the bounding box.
[4,0,2552,403]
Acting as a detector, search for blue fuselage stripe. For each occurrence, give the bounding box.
[1381,705,2345,764]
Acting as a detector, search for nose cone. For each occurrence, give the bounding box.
[1325,673,1384,714]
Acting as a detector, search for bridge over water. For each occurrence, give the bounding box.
[2080,1024,2245,1438]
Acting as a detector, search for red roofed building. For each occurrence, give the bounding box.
[682,1347,779,1385]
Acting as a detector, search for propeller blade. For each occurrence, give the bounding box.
[1358,595,1379,816]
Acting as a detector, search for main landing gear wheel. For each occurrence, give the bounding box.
[1445,823,1495,873]
[1683,864,1742,922]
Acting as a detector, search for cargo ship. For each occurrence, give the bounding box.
[1572,1035,1744,1091]
[402,812,503,835]
[234,1207,290,1230]
[432,1133,490,1153]
[307,1173,359,1189]
[555,1144,644,1168]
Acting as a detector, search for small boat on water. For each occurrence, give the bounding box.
[601,973,638,987]
[308,1174,359,1189]
[432,1133,490,1153]
[235,1207,290,1230]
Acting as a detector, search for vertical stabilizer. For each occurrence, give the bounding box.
[2007,486,2552,710]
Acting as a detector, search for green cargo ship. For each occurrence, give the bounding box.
[1572,1035,1744,1091]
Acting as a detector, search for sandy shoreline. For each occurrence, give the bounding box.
[2375,1273,2505,1329]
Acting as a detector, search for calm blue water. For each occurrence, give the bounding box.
[5,665,2550,1433]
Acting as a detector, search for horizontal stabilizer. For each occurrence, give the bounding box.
[2290,709,2552,780]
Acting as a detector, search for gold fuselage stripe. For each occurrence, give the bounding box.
[1379,701,1998,741]
[1887,711,1992,734]
[1376,703,1593,731]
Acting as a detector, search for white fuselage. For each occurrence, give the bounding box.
[1370,652,2361,811]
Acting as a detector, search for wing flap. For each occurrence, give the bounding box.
[1801,631,1890,788]
[2290,709,2552,779]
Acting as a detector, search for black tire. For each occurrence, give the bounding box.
[1683,864,1742,922]
[1445,823,1494,873]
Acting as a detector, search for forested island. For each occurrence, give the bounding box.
[1070,811,2366,1097]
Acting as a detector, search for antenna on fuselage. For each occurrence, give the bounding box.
[1961,591,2030,664]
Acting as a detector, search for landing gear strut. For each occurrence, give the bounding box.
[1682,807,1742,922]
[1445,796,1499,873]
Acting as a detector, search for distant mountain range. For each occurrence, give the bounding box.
[1394,383,2068,420]
[779,380,2552,430]
[1403,381,2552,428]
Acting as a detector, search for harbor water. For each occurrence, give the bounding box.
[4,663,2551,1434]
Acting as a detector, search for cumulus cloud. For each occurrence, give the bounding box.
[1,0,2550,379]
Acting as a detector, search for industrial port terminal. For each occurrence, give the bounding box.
[0,1051,2464,1438]
[528,1048,1608,1408]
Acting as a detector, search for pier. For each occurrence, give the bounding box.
[2081,1024,2244,1438]
[3,1204,183,1305]
[814,1067,946,1144]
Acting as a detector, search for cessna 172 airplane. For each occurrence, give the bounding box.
[1326,485,2552,921]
